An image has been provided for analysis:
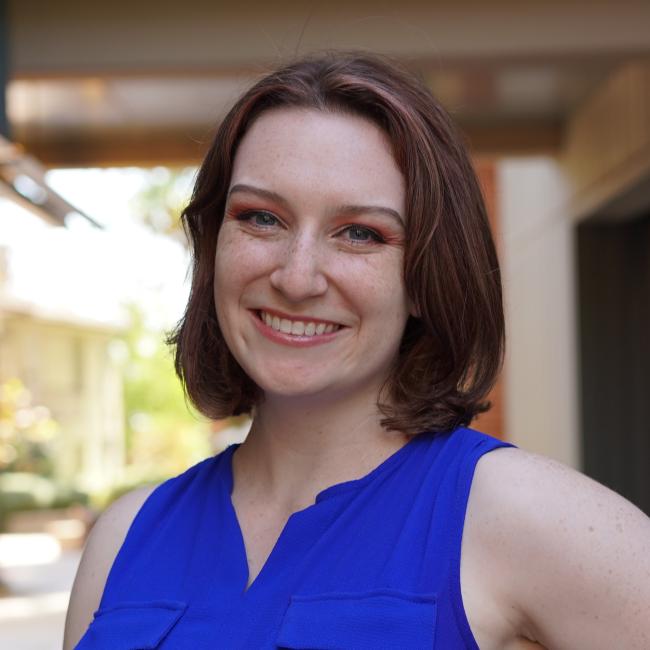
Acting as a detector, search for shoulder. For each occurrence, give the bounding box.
[63,484,159,650]
[466,446,650,648]
[467,444,649,549]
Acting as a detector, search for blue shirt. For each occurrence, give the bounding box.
[76,427,515,649]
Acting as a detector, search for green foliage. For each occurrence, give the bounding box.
[129,166,196,238]
[0,381,89,528]
[118,302,213,480]
[0,377,60,476]
[101,164,212,490]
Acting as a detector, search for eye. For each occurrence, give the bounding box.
[339,225,385,244]
[236,210,280,228]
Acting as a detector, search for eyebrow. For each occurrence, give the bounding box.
[227,183,404,226]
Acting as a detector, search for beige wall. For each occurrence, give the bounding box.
[0,312,126,492]
[498,60,650,469]
[498,157,580,467]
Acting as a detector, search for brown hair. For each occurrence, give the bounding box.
[166,51,504,435]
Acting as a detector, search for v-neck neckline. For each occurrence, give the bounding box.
[225,433,423,502]
[222,434,424,595]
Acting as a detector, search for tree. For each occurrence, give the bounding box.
[129,166,196,243]
[118,302,213,482]
[0,377,59,476]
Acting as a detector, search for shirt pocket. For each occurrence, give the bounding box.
[74,600,187,650]
[275,589,437,650]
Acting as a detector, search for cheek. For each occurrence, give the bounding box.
[215,226,281,280]
[215,227,244,273]
[213,242,232,307]
[338,254,409,328]
[213,230,244,329]
[214,229,258,295]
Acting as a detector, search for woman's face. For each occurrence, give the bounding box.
[214,107,411,403]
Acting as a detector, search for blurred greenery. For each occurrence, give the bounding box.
[118,302,213,484]
[0,306,216,526]
[129,166,196,240]
[0,378,87,528]
[0,166,220,525]
[119,165,215,486]
[0,377,59,476]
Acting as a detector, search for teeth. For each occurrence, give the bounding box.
[259,311,340,337]
[280,319,292,334]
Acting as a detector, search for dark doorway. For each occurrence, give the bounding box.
[577,214,650,515]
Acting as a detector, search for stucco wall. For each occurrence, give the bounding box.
[498,157,580,468]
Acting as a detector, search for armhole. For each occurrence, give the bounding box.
[95,454,217,610]
[65,482,163,650]
[94,481,165,611]
[449,438,516,650]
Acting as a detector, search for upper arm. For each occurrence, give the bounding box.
[472,448,650,650]
[62,484,158,650]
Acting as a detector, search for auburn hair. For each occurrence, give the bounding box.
[166,51,504,435]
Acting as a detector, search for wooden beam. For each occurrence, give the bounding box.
[21,121,562,169]
[9,1,650,77]
[564,61,650,223]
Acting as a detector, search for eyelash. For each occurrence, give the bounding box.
[235,210,278,228]
[342,225,385,244]
[232,209,386,245]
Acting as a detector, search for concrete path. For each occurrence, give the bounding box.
[0,533,82,650]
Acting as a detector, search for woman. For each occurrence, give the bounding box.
[65,52,650,649]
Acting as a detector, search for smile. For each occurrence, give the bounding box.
[258,309,342,336]
[251,309,345,347]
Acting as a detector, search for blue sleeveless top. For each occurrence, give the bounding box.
[76,427,515,649]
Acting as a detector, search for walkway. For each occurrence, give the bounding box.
[0,533,81,650]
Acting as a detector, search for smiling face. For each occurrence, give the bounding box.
[213,107,411,404]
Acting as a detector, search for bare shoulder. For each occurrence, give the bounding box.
[63,483,159,650]
[466,445,650,649]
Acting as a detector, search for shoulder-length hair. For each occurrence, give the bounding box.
[166,51,504,436]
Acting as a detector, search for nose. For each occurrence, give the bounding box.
[269,233,328,302]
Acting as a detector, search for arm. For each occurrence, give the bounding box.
[62,484,158,650]
[469,447,650,650]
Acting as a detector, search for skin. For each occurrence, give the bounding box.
[63,108,650,649]
[213,107,418,591]
[213,107,415,519]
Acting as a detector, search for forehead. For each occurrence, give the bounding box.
[230,107,405,211]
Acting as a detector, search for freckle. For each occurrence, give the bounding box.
[616,523,623,532]
[588,525,594,532]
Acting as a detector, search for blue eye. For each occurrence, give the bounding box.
[342,225,384,243]
[238,210,279,227]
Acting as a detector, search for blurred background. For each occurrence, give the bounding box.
[0,1,649,647]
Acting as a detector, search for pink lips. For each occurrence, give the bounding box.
[250,310,345,348]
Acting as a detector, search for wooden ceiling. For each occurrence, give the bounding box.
[6,0,650,166]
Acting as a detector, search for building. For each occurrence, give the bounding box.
[0,136,127,494]
[2,0,649,511]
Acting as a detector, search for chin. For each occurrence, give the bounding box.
[255,372,382,406]
[256,377,331,400]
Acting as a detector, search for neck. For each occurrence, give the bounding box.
[232,389,409,514]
